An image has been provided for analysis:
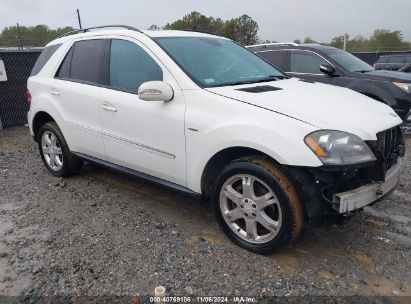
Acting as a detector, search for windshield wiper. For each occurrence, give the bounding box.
[212,75,287,87]
[253,75,289,82]
[355,69,373,73]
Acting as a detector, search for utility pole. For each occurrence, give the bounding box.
[76,9,82,29]
[16,22,22,50]
[343,33,347,51]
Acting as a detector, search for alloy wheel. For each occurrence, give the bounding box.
[41,131,63,171]
[219,174,282,244]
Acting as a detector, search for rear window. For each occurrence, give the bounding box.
[56,46,73,78]
[30,44,62,76]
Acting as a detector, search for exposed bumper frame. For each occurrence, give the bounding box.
[333,157,403,213]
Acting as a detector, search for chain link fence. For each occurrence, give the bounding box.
[0,49,41,129]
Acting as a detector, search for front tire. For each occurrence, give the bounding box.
[212,156,304,254]
[38,122,83,177]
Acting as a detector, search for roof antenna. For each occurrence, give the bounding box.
[76,9,82,29]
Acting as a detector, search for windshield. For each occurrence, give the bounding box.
[323,49,374,73]
[155,37,284,87]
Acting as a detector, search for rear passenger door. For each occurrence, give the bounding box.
[99,37,187,186]
[53,38,107,160]
[255,50,288,71]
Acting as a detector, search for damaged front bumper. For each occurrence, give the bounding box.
[332,157,402,213]
[288,126,405,222]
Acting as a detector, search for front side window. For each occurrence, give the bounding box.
[109,39,163,93]
[290,51,327,74]
[155,37,284,87]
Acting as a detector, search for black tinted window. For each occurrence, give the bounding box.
[30,44,61,76]
[290,51,327,74]
[70,39,106,83]
[257,50,287,71]
[55,46,73,78]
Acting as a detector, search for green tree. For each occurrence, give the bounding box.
[330,35,345,49]
[346,35,370,52]
[164,11,215,33]
[369,29,409,51]
[303,37,316,44]
[0,25,74,47]
[230,15,259,45]
[164,11,259,45]
[147,25,160,30]
[330,30,410,52]
[293,39,301,44]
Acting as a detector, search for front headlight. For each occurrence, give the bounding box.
[304,130,376,165]
[393,82,411,94]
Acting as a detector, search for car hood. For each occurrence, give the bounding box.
[206,78,402,140]
[362,69,411,82]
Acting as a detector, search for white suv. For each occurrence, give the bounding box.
[27,26,405,254]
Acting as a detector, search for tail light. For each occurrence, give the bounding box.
[26,89,32,105]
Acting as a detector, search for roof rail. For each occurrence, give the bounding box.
[58,25,143,38]
[247,42,299,48]
[181,29,213,35]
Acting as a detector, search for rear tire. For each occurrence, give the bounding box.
[212,156,304,254]
[38,122,83,177]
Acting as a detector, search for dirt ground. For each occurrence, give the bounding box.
[0,127,410,303]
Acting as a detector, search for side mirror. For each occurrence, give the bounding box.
[319,64,336,76]
[138,81,174,102]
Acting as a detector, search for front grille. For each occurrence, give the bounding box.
[376,126,405,170]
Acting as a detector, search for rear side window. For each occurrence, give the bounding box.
[109,39,163,93]
[70,40,106,83]
[56,46,73,78]
[257,50,288,71]
[290,51,327,74]
[30,44,62,76]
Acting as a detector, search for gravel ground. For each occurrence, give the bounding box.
[0,127,410,302]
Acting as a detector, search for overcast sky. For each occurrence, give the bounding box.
[1,0,410,42]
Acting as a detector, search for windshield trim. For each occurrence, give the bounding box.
[153,36,285,89]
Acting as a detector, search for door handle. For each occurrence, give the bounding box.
[50,88,60,96]
[102,103,117,112]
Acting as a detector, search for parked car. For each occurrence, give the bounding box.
[28,26,404,254]
[374,54,411,73]
[248,43,411,121]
